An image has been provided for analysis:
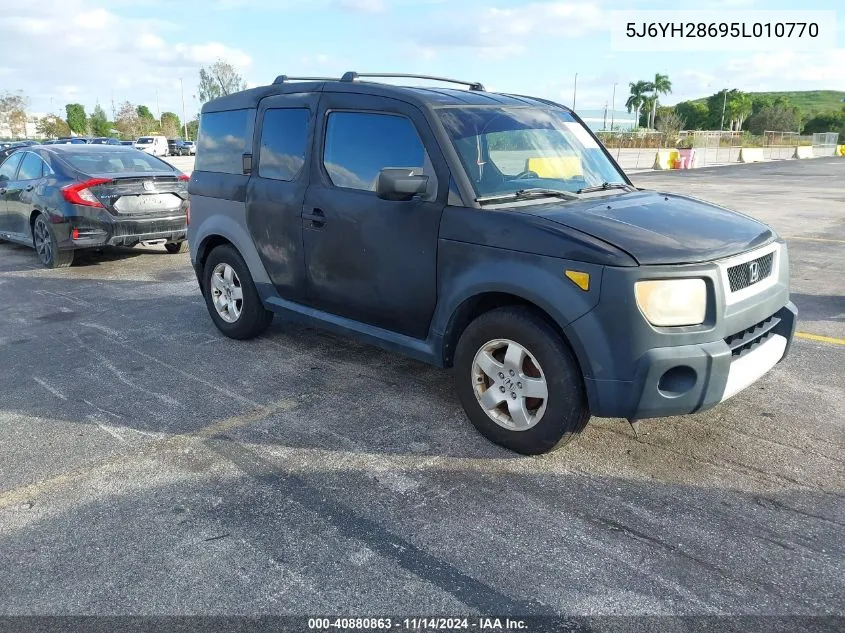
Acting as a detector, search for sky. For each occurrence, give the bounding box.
[0,0,842,120]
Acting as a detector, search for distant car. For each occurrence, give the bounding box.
[181,140,196,155]
[90,137,121,145]
[120,140,134,146]
[0,145,189,268]
[135,135,168,156]
[167,138,183,155]
[0,146,20,161]
[56,137,89,144]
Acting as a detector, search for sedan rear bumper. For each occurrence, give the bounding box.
[58,215,187,248]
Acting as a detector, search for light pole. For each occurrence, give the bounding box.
[720,89,728,131]
[572,73,578,111]
[611,82,617,130]
[180,78,188,139]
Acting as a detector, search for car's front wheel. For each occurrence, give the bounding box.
[202,244,273,339]
[32,214,73,269]
[453,306,589,455]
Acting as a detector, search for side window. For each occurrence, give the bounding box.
[16,152,45,181]
[195,108,254,174]
[0,152,24,182]
[258,108,309,181]
[323,111,434,194]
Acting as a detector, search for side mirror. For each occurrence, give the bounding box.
[376,168,429,201]
[242,153,252,175]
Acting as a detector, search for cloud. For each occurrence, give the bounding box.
[416,1,606,55]
[0,0,251,115]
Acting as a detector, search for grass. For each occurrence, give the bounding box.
[687,90,845,115]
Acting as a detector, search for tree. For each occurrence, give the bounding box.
[89,104,111,137]
[65,103,87,135]
[186,118,199,141]
[161,112,182,138]
[36,114,71,139]
[114,101,141,139]
[135,104,159,135]
[706,89,752,131]
[648,73,672,129]
[674,101,710,130]
[655,107,685,146]
[801,111,844,134]
[0,90,29,136]
[746,105,802,135]
[625,80,652,130]
[9,110,28,138]
[198,59,246,103]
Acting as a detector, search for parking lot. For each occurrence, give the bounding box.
[0,159,842,620]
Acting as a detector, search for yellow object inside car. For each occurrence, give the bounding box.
[525,156,583,179]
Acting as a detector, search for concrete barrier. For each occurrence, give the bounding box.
[793,146,814,159]
[738,147,765,163]
[836,145,845,157]
[653,149,679,170]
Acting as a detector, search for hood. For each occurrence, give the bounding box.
[528,190,774,265]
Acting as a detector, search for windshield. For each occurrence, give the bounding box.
[136,137,153,144]
[437,106,626,201]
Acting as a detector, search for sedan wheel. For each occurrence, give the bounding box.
[32,215,73,268]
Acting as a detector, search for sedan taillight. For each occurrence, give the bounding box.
[62,178,111,208]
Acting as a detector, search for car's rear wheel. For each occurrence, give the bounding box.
[164,241,188,254]
[203,244,273,339]
[32,214,73,269]
[453,306,589,455]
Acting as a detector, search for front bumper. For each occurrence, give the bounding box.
[564,241,797,420]
[622,302,796,419]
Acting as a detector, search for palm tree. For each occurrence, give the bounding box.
[649,73,673,129]
[626,80,651,130]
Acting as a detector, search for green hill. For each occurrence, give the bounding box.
[686,90,845,114]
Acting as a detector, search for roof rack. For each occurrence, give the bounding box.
[340,72,485,91]
[272,75,338,85]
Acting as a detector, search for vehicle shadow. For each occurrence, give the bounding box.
[790,293,845,324]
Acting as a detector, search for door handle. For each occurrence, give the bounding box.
[303,207,326,229]
[24,185,34,192]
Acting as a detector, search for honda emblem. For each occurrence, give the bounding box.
[748,261,760,284]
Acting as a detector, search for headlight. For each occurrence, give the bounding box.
[634,279,707,326]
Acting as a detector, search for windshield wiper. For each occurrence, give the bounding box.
[476,188,578,205]
[576,182,634,194]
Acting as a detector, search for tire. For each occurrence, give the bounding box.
[202,244,273,339]
[453,306,589,455]
[32,214,73,269]
[164,241,188,254]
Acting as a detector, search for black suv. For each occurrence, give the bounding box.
[187,72,796,455]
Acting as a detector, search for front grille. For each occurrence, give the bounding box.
[724,314,781,358]
[727,252,774,292]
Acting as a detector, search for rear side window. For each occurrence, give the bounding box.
[16,152,45,181]
[0,152,23,181]
[323,112,428,192]
[61,151,173,174]
[258,108,309,181]
[195,109,253,174]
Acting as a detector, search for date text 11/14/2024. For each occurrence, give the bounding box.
[308,617,529,630]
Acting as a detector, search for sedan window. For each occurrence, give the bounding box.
[0,152,24,182]
[16,152,46,181]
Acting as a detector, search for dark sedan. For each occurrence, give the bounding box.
[0,145,189,268]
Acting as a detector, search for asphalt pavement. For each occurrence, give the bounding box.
[0,159,842,626]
